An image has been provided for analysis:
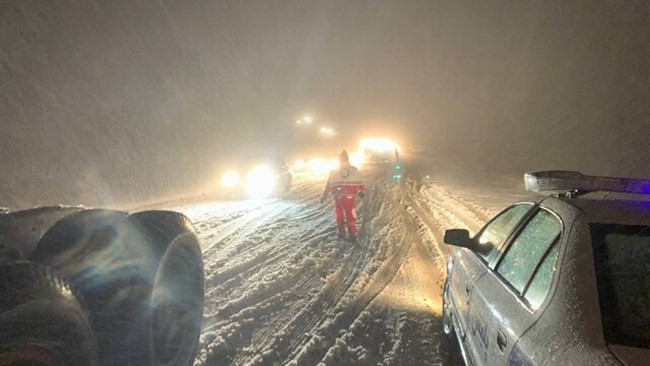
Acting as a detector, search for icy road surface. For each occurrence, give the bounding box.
[170,159,522,366]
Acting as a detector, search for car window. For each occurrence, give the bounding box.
[524,243,560,310]
[476,204,532,263]
[591,224,650,349]
[496,209,561,295]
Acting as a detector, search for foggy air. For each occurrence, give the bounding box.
[2,0,648,209]
[1,2,649,366]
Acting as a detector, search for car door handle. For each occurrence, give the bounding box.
[497,329,507,352]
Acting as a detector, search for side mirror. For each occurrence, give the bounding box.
[444,229,472,248]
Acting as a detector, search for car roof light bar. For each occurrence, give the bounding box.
[524,171,650,195]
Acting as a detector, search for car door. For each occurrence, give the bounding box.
[466,208,562,365]
[448,203,533,348]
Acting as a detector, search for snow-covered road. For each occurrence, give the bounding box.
[169,158,520,365]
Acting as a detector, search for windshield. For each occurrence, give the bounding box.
[591,223,650,349]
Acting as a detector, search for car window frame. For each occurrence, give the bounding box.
[491,207,565,311]
[471,202,537,268]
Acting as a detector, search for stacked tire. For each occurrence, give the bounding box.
[0,209,204,366]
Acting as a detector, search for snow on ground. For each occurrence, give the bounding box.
[168,156,526,365]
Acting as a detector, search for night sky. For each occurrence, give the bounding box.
[1,0,649,209]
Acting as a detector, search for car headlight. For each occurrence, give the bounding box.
[246,166,276,197]
[220,171,240,187]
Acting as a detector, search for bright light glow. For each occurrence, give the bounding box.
[293,157,340,173]
[360,137,400,153]
[296,117,314,125]
[319,126,335,136]
[220,171,240,187]
[293,152,365,174]
[349,151,364,169]
[246,166,276,198]
[306,158,338,174]
[293,159,306,170]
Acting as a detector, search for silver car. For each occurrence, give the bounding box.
[442,171,649,365]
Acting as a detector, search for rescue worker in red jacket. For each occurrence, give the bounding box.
[321,151,365,241]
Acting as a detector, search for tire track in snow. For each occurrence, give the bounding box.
[202,203,333,317]
[197,200,278,252]
[233,179,389,365]
[195,166,468,366]
[194,175,360,365]
[191,161,511,366]
[284,181,422,365]
[304,167,493,366]
[419,184,495,233]
[210,225,334,320]
[212,169,413,365]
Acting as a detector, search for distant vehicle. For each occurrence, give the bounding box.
[359,137,400,164]
[0,206,204,366]
[442,171,650,366]
[218,154,292,198]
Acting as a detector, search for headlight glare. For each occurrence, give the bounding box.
[246,166,276,198]
[221,171,240,187]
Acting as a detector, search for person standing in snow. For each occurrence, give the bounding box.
[321,151,365,242]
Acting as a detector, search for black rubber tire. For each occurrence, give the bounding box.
[0,261,99,366]
[129,210,205,366]
[30,209,154,365]
[29,209,204,366]
[30,209,130,278]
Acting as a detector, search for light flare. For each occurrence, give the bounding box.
[246,166,276,198]
[220,171,240,187]
[350,151,364,169]
[293,159,306,171]
[306,158,339,174]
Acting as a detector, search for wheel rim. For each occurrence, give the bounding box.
[150,237,203,366]
[442,281,453,335]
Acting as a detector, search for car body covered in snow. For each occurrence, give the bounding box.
[0,206,204,366]
[218,154,292,198]
[442,171,650,366]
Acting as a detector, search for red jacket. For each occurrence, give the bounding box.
[323,164,365,198]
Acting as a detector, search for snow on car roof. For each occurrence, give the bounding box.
[553,196,650,225]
